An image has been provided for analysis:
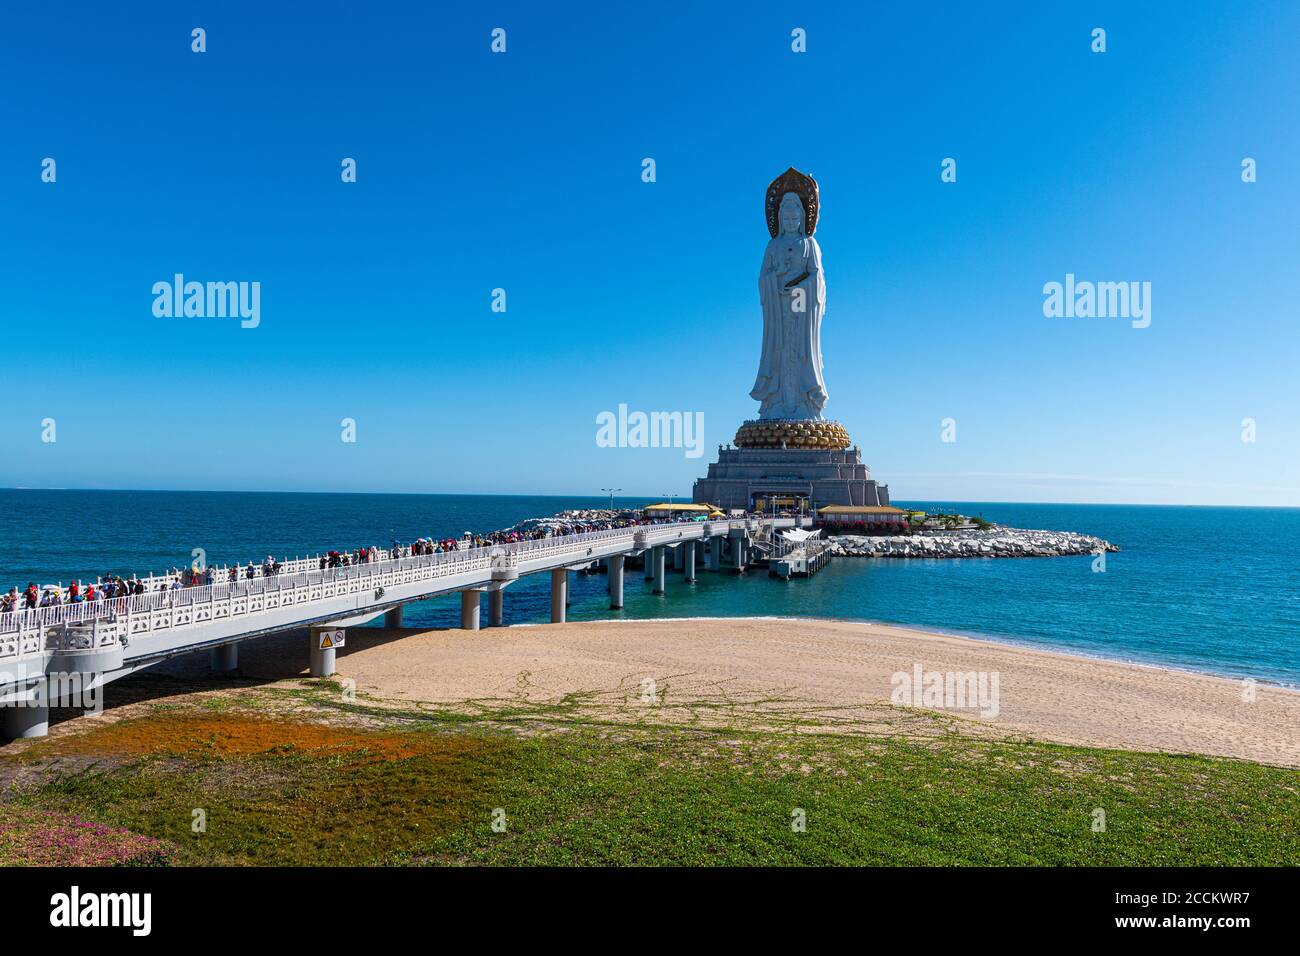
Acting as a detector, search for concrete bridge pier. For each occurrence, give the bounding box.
[672,545,685,572]
[309,625,337,678]
[684,541,697,582]
[2,705,49,740]
[645,554,655,580]
[728,530,748,574]
[608,553,625,609]
[210,643,239,673]
[707,537,722,571]
[460,590,482,631]
[550,568,568,623]
[488,566,519,628]
[652,545,667,595]
[384,605,404,628]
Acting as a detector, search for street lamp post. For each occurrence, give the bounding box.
[601,487,622,510]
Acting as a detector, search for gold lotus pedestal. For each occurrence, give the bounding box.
[733,419,851,450]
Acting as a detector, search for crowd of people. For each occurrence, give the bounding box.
[2,575,150,614]
[1,510,710,619]
[319,544,407,568]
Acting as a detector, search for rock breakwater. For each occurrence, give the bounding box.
[829,528,1119,559]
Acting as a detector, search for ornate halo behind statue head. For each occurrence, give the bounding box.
[765,167,819,238]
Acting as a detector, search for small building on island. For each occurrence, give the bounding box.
[813,504,909,533]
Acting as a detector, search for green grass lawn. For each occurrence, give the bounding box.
[2,685,1297,866]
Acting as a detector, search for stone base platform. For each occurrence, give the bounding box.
[692,443,891,512]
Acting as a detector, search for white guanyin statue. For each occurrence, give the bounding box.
[750,167,829,421]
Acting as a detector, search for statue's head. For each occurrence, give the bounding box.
[779,192,805,236]
[765,168,818,237]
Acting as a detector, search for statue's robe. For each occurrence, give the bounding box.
[750,234,828,420]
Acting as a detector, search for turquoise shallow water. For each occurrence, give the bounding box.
[2,490,1297,686]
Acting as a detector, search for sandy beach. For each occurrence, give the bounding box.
[281,616,1300,768]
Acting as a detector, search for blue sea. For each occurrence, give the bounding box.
[2,490,1297,687]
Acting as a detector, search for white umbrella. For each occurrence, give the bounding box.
[781,528,822,544]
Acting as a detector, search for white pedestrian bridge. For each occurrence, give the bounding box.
[0,516,808,738]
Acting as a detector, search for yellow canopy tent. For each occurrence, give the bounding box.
[644,502,714,513]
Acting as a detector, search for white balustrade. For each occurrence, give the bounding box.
[0,518,769,664]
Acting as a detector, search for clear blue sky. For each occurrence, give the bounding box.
[3,1,1298,505]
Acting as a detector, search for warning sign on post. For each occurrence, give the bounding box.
[318,629,345,650]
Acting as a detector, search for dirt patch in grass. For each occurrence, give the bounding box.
[22,711,440,762]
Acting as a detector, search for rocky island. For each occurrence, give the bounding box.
[828,527,1119,559]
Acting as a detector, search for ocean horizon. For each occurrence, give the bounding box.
[3,488,1296,689]
[7,485,1298,510]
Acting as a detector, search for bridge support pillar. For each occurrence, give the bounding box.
[652,545,666,595]
[684,541,696,582]
[550,568,568,624]
[210,643,238,673]
[672,545,684,571]
[460,590,481,631]
[309,625,337,678]
[2,705,49,740]
[708,537,721,571]
[645,552,655,580]
[729,530,748,574]
[489,588,504,627]
[384,605,404,628]
[609,554,625,609]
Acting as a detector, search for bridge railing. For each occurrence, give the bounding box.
[0,518,758,654]
[19,518,773,600]
[505,525,644,562]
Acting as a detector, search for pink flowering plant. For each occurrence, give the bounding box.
[0,805,173,866]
